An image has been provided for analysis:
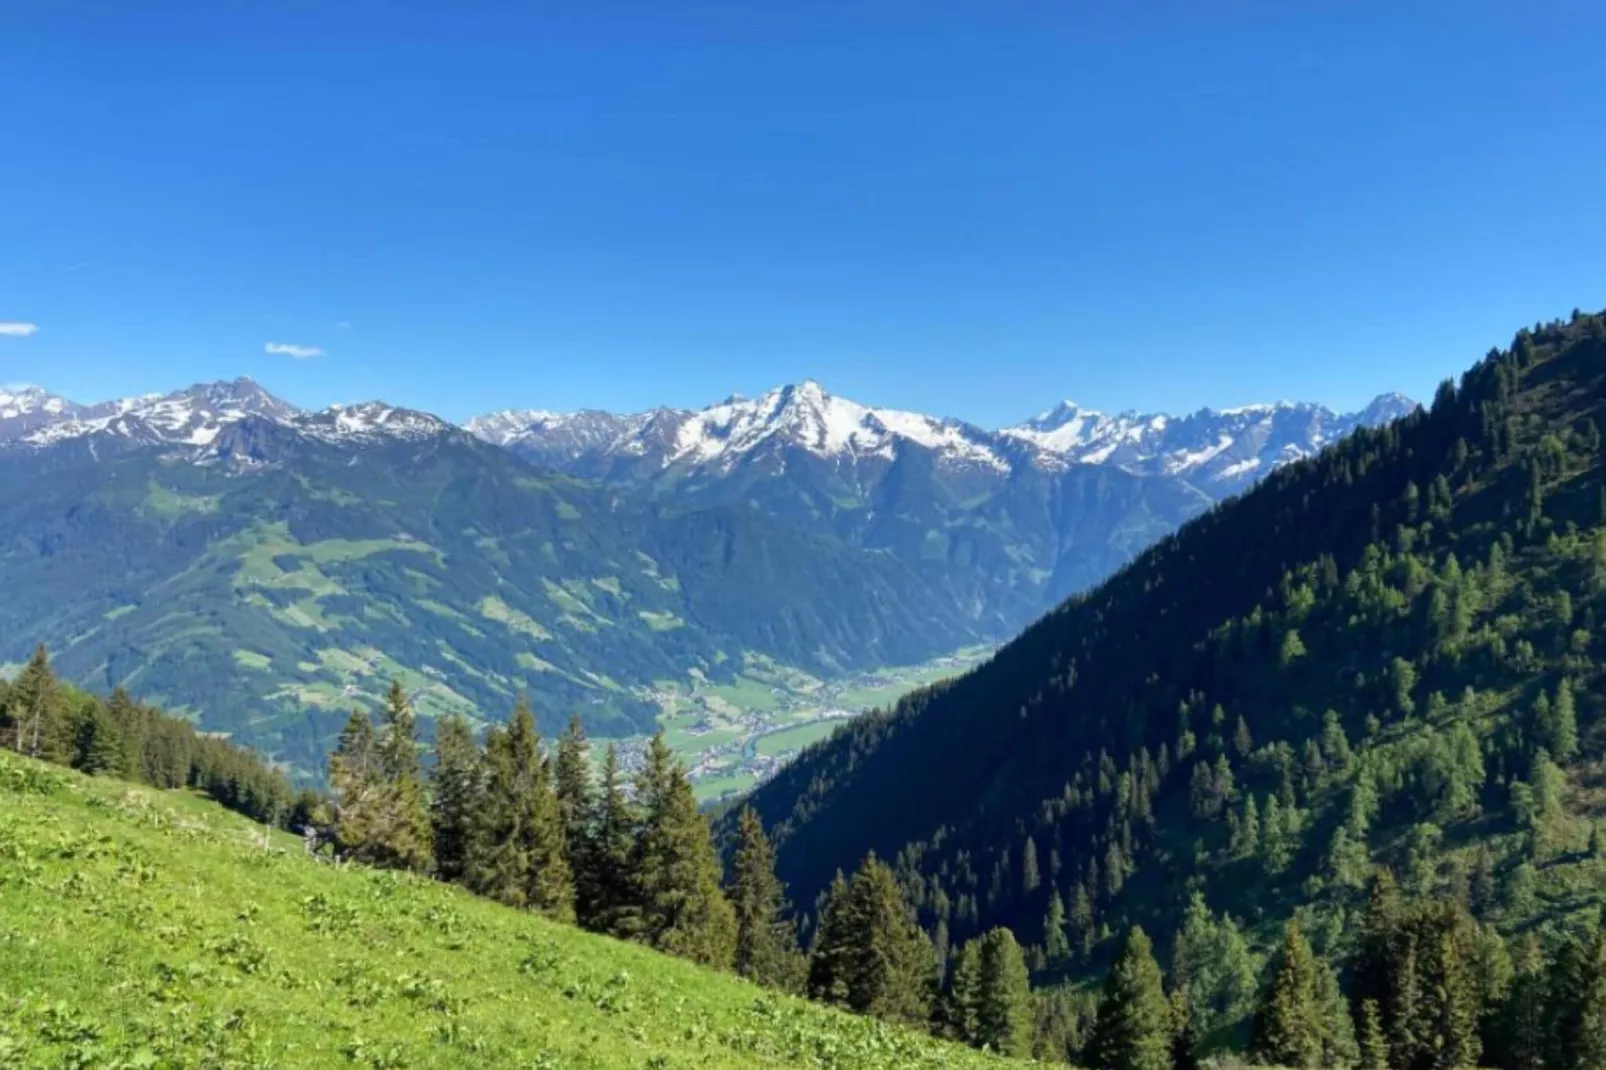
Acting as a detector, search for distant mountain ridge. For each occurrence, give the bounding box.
[469,381,1417,498]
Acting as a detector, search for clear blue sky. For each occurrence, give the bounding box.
[3,1,1604,425]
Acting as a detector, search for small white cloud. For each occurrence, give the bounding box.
[335,320,351,330]
[0,321,40,337]
[266,341,324,359]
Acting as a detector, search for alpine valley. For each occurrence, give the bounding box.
[0,375,1411,780]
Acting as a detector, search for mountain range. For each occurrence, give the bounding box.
[0,375,1412,775]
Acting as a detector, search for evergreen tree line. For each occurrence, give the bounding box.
[0,643,304,826]
[322,687,803,984]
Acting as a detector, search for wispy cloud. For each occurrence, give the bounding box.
[0,321,40,337]
[334,320,352,330]
[265,341,324,359]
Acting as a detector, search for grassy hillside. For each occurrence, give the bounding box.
[736,310,1606,1009]
[0,748,1029,1069]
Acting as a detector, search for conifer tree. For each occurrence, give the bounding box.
[6,644,64,760]
[1169,986,1201,1070]
[472,700,575,921]
[429,713,482,884]
[807,870,853,1006]
[1044,889,1071,968]
[1498,934,1548,1070]
[373,680,433,873]
[328,708,383,860]
[73,699,123,775]
[1251,918,1325,1069]
[633,733,735,967]
[553,714,596,917]
[975,927,1034,1057]
[1358,999,1390,1070]
[807,854,932,1023]
[728,806,803,991]
[1088,926,1172,1070]
[945,938,982,1044]
[588,743,640,938]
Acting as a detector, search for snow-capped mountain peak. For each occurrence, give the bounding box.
[300,402,456,443]
[663,379,1008,471]
[1000,392,1418,494]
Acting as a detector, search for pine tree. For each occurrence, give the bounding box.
[808,854,932,1024]
[588,743,640,938]
[6,644,65,760]
[1022,836,1041,897]
[1088,926,1172,1070]
[633,733,735,967]
[1420,922,1480,1070]
[1044,889,1071,968]
[807,870,853,1006]
[1544,678,1580,761]
[1170,986,1201,1070]
[1252,918,1325,1069]
[945,937,982,1044]
[328,708,383,860]
[969,927,1033,1057]
[1358,999,1390,1070]
[429,713,482,884]
[472,700,575,921]
[73,699,123,775]
[372,680,433,873]
[728,806,802,991]
[553,714,596,918]
[1551,927,1606,1070]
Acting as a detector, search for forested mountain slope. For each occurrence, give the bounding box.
[740,309,1606,983]
[0,418,988,776]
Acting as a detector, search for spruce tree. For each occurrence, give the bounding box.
[1251,918,1325,1069]
[73,699,123,775]
[373,680,433,873]
[328,708,382,860]
[807,854,932,1024]
[974,927,1033,1057]
[1044,889,1071,968]
[1088,926,1172,1070]
[1170,986,1201,1070]
[6,644,64,760]
[472,701,575,921]
[633,733,735,967]
[1358,999,1390,1070]
[588,743,640,938]
[429,713,482,884]
[1498,934,1547,1070]
[807,870,853,1006]
[553,715,596,911]
[728,806,803,991]
[945,938,982,1044]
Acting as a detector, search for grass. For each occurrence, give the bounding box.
[0,751,1029,1069]
[694,771,760,803]
[753,720,841,757]
[475,595,553,640]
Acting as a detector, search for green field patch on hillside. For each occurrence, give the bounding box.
[103,604,137,621]
[516,651,556,672]
[754,720,841,757]
[591,575,624,597]
[142,481,221,517]
[694,771,759,802]
[476,595,553,640]
[703,675,782,712]
[638,609,685,631]
[555,499,582,520]
[232,649,272,671]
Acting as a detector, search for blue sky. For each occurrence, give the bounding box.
[2,1,1604,426]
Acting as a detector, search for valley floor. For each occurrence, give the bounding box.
[623,645,994,802]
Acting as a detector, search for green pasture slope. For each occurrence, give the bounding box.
[0,751,1031,1069]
